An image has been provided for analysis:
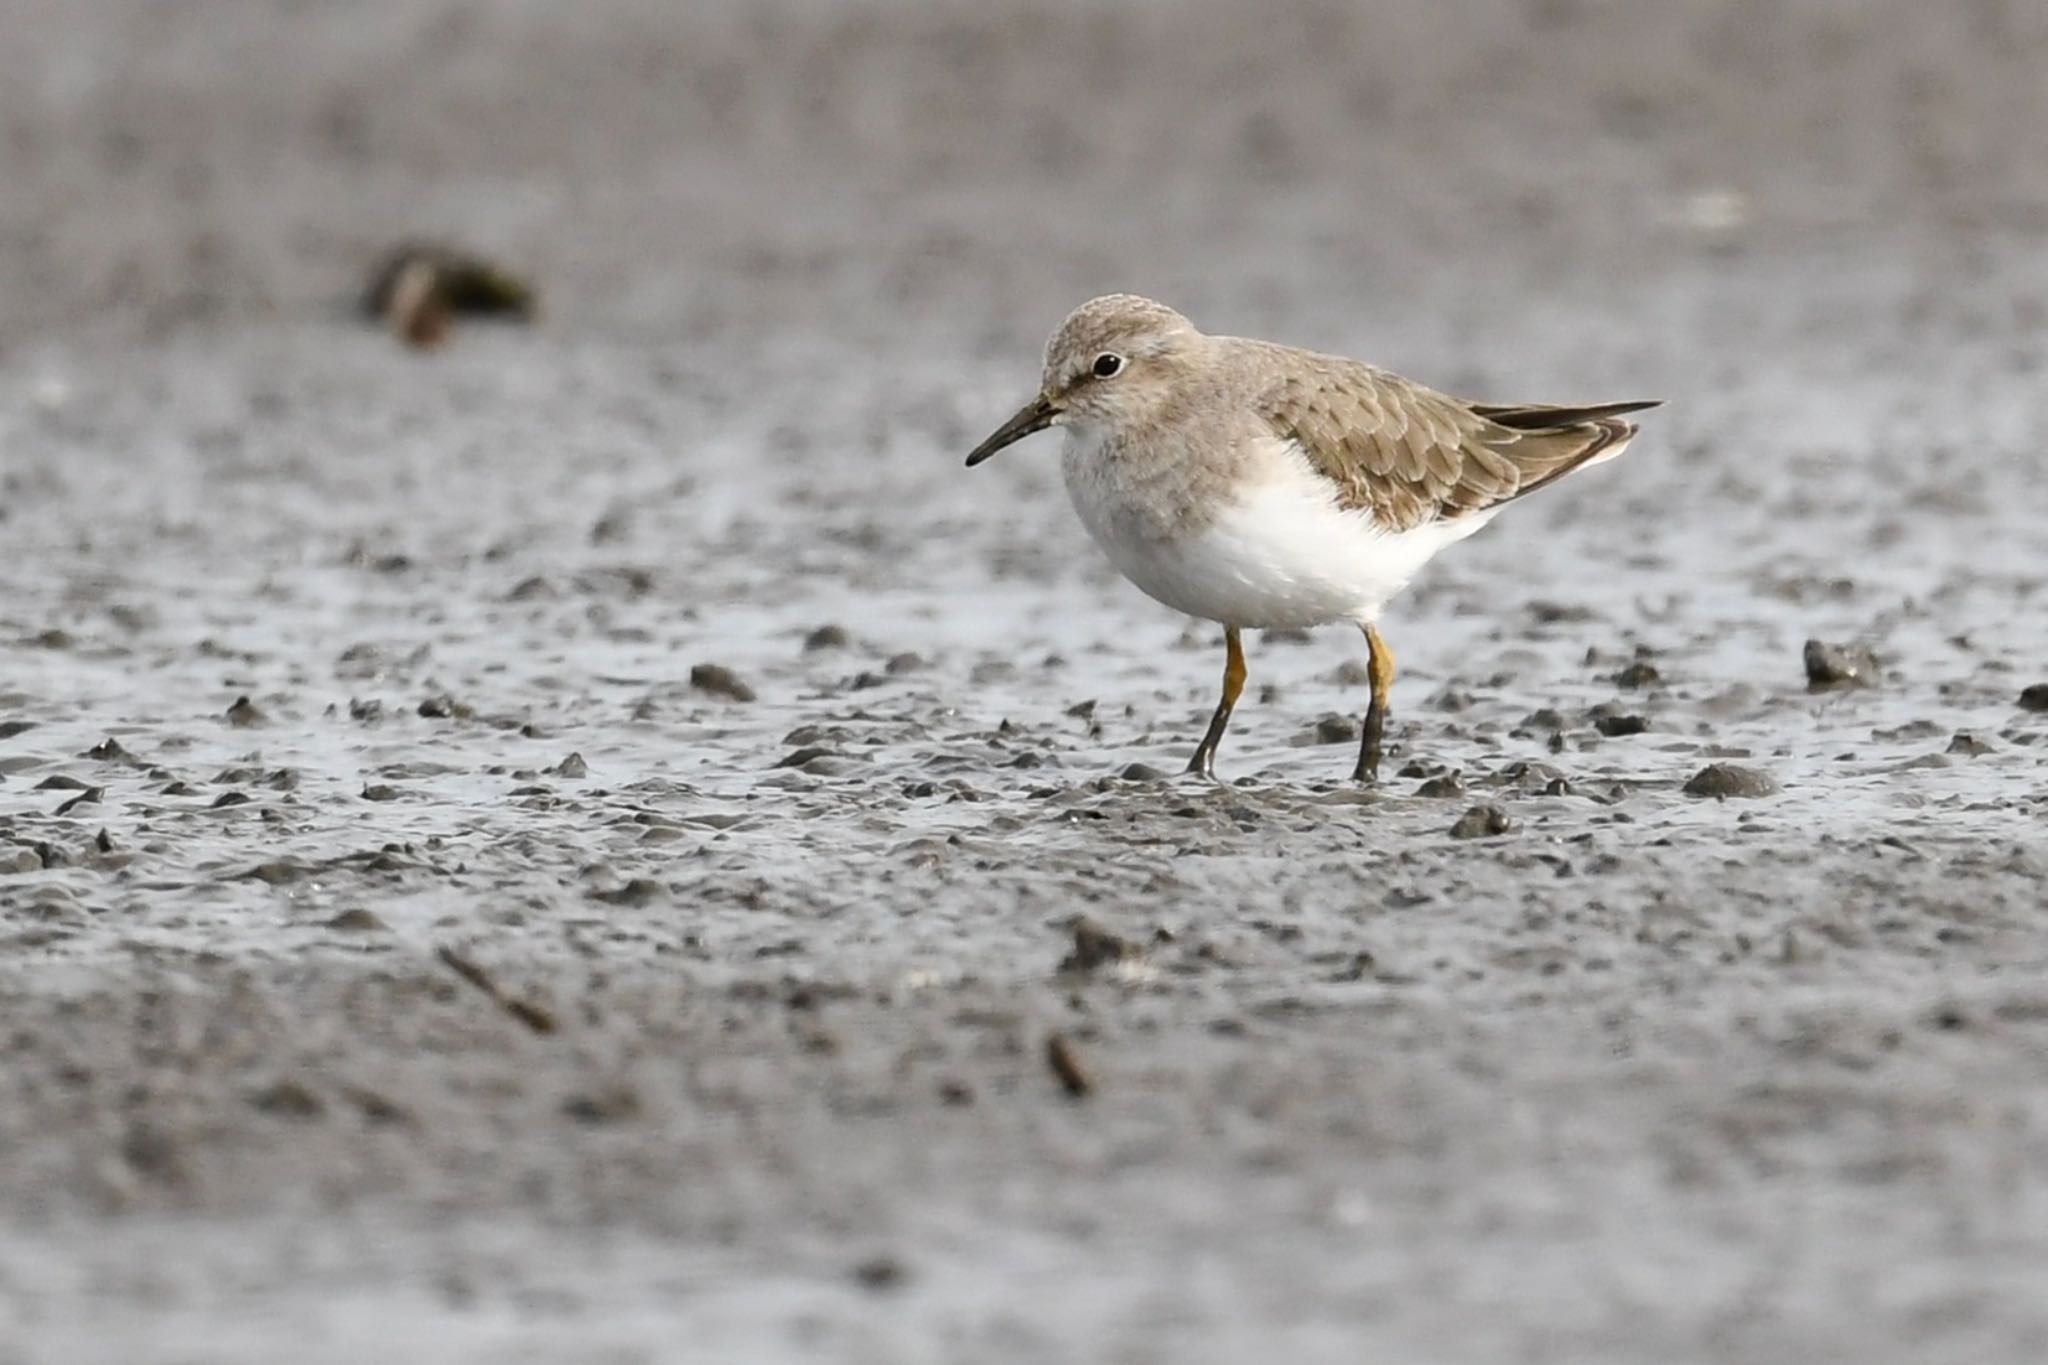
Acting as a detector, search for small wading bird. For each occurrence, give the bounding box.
[966,294,1657,781]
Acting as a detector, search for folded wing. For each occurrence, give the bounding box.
[1257,352,1657,533]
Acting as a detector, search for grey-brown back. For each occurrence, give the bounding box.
[1232,338,1657,533]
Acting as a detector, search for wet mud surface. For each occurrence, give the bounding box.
[4,1,2048,1360]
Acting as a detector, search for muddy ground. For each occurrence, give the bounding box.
[3,1,2048,1360]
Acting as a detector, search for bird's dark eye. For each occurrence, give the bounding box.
[1092,352,1124,379]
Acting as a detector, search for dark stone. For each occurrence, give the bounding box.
[1683,763,1779,799]
[1612,661,1662,688]
[803,624,851,652]
[690,664,756,702]
[1310,714,1357,744]
[1448,804,1514,839]
[1060,917,1143,973]
[1804,639,1881,690]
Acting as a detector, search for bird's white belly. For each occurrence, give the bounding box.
[1064,432,1492,629]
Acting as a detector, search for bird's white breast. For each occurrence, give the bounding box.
[1062,428,1492,629]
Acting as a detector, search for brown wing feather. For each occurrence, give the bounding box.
[1259,356,1656,532]
[1468,400,1662,429]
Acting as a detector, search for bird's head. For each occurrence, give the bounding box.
[965,294,1201,466]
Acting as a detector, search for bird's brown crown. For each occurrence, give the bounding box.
[1042,294,1197,388]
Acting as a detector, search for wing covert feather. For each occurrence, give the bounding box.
[1254,352,1649,531]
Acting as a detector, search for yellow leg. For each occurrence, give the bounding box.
[1354,624,1395,782]
[1186,626,1247,779]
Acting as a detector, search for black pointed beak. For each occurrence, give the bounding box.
[964,394,1059,467]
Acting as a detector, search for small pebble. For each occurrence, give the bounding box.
[1804,639,1881,690]
[1612,661,1661,689]
[1448,804,1514,839]
[803,625,851,652]
[1291,713,1356,746]
[851,1256,908,1292]
[690,664,756,702]
[1683,763,1779,799]
[1060,917,1143,973]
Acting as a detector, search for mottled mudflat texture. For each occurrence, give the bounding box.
[3,1,2048,1361]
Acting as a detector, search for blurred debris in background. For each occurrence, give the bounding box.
[360,242,537,349]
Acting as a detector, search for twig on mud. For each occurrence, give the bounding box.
[436,945,558,1035]
[1046,1033,1093,1098]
